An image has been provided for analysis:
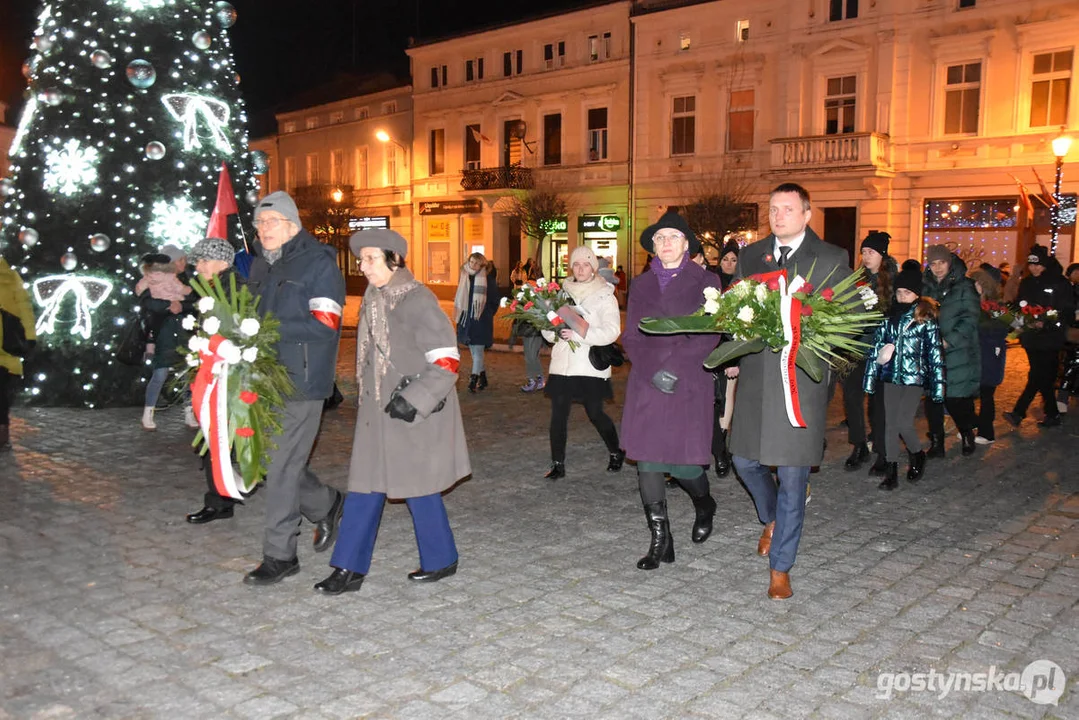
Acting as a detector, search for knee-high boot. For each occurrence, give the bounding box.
[690,492,717,543]
[637,501,674,570]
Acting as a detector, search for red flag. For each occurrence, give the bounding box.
[1031,167,1059,207]
[206,163,240,240]
[1011,174,1035,225]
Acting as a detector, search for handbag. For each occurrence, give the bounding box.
[116,316,148,366]
[1,309,32,357]
[588,343,624,371]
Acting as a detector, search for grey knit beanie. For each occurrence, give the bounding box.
[188,237,236,266]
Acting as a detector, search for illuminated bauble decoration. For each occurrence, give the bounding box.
[214,2,237,27]
[192,30,211,49]
[34,34,54,53]
[19,228,39,247]
[125,59,157,89]
[22,57,39,79]
[61,253,78,271]
[245,189,259,206]
[145,141,166,160]
[0,178,13,197]
[90,49,113,69]
[42,88,63,106]
[90,233,111,252]
[250,150,269,174]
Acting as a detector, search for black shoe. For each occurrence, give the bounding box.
[477,371,488,391]
[313,491,344,553]
[186,506,234,524]
[468,374,479,393]
[544,461,565,480]
[878,462,898,491]
[714,451,731,478]
[314,568,365,595]
[243,556,299,586]
[906,450,926,482]
[960,431,976,456]
[1002,411,1022,427]
[408,560,458,582]
[868,454,888,477]
[690,494,717,544]
[844,442,870,471]
[1038,415,1062,427]
[926,433,946,458]
[637,501,674,569]
[607,450,626,472]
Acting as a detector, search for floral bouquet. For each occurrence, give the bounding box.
[1013,301,1060,335]
[179,273,294,499]
[500,277,581,349]
[979,300,1019,334]
[639,266,882,427]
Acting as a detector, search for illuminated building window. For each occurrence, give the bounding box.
[943,62,981,135]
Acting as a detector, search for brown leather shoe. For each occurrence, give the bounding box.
[768,569,793,599]
[757,521,775,557]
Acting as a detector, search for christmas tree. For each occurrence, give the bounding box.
[0,0,265,407]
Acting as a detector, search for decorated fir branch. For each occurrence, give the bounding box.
[639,266,884,383]
[178,274,293,498]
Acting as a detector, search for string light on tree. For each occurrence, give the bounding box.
[32,275,114,340]
[148,196,206,247]
[161,93,233,154]
[42,138,100,196]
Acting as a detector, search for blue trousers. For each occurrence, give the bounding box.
[732,457,810,573]
[330,491,458,575]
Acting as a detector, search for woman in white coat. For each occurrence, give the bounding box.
[542,246,624,479]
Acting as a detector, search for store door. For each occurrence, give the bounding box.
[824,207,858,267]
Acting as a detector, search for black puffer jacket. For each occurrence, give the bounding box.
[1017,257,1075,351]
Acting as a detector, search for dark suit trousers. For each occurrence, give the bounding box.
[202,455,238,511]
[732,457,810,573]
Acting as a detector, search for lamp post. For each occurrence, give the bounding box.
[1050,130,1072,256]
[375,129,409,185]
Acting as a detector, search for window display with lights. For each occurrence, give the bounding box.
[0,1,262,407]
[923,199,1021,268]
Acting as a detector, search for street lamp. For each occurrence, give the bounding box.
[375,129,409,182]
[1050,129,1072,256]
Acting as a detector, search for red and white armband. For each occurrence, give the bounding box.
[309,297,342,331]
[425,346,460,373]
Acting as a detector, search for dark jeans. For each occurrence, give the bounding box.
[926,396,977,437]
[0,367,11,426]
[549,391,619,463]
[842,361,880,445]
[1013,346,1061,420]
[977,384,997,440]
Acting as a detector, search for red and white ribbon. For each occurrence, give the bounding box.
[547,310,565,327]
[309,297,342,331]
[190,334,244,499]
[778,273,807,428]
[425,346,460,374]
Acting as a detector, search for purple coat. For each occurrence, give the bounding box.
[620,262,722,465]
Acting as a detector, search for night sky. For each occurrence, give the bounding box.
[0,0,603,131]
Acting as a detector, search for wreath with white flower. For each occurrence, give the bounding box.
[178,273,294,498]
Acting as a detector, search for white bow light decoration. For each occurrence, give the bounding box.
[161,93,233,155]
[32,275,114,340]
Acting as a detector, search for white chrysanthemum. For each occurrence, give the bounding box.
[499,296,509,308]
[197,296,215,313]
[202,316,221,335]
[220,343,242,364]
[185,353,200,367]
[536,277,547,288]
[754,284,769,302]
[703,286,720,302]
[703,299,720,315]
[730,281,751,297]
[241,346,259,363]
[187,335,207,353]
[239,318,260,337]
[737,306,755,323]
[181,315,196,331]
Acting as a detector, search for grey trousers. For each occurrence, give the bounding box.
[882,383,924,462]
[523,335,545,378]
[263,400,337,560]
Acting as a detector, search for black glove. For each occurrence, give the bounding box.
[385,394,417,423]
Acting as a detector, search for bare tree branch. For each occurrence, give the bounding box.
[676,168,759,253]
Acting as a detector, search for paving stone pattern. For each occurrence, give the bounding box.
[2,341,1077,719]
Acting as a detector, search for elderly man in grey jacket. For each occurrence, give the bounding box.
[243,191,347,586]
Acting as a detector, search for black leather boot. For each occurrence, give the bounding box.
[468,374,479,393]
[690,493,717,544]
[878,462,899,491]
[477,371,488,390]
[544,461,565,480]
[637,501,674,569]
[926,432,946,458]
[844,442,870,471]
[714,450,731,478]
[960,430,976,456]
[906,450,926,482]
[868,453,888,477]
[607,449,626,472]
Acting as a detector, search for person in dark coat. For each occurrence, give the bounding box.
[620,210,722,571]
[709,239,741,477]
[717,240,739,292]
[969,264,1009,444]
[1004,245,1076,428]
[1058,263,1079,414]
[846,231,896,473]
[922,246,981,456]
[454,253,497,392]
[729,182,852,600]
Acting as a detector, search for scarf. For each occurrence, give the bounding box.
[453,262,486,324]
[355,267,422,405]
[650,253,690,292]
[563,273,608,304]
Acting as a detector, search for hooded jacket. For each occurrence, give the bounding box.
[923,254,981,397]
[1017,256,1075,352]
[864,299,946,403]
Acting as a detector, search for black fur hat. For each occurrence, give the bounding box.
[639,210,700,255]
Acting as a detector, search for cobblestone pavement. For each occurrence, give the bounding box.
[2,341,1078,719]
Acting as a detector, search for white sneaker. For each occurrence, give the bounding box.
[974,436,994,445]
[1057,401,1069,415]
[141,407,156,431]
[183,406,199,429]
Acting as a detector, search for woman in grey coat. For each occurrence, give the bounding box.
[315,230,471,595]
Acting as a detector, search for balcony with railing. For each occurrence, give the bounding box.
[460,165,534,191]
[769,133,892,173]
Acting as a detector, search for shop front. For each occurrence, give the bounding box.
[545,213,623,280]
[419,199,486,297]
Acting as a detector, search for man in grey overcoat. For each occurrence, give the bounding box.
[729,182,851,600]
